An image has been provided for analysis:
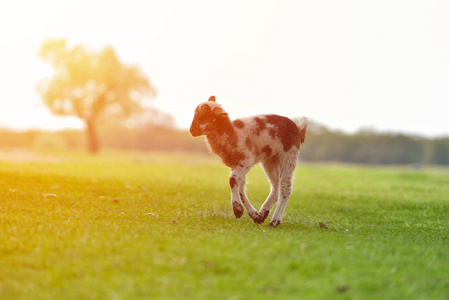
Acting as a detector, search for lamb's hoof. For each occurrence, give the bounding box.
[232,202,244,218]
[249,212,262,225]
[252,210,269,225]
[269,219,282,227]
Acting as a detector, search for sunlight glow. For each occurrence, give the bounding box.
[1,0,449,136]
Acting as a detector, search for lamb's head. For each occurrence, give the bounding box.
[190,96,229,137]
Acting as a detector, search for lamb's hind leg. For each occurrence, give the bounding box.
[269,177,292,227]
[256,158,280,224]
[270,155,297,227]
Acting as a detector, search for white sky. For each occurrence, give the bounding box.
[1,0,449,136]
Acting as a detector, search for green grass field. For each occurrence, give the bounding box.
[1,151,448,299]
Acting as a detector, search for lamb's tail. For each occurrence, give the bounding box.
[297,117,308,144]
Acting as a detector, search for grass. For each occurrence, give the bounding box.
[0,150,448,299]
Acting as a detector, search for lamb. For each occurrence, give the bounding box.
[189,96,307,227]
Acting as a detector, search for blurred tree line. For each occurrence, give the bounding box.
[299,122,449,165]
[1,120,448,165]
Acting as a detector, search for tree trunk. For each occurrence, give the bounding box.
[85,118,100,154]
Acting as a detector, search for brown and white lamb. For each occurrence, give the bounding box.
[190,96,307,226]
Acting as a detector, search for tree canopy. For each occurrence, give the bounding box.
[38,39,156,152]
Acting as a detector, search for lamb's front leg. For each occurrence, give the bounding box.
[229,173,244,218]
[238,180,260,223]
[229,167,258,220]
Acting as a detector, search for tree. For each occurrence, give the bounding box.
[37,39,156,153]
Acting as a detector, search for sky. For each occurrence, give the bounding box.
[1,0,449,137]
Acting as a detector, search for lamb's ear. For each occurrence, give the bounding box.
[213,107,228,117]
[208,96,216,102]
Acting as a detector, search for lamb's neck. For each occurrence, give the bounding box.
[205,121,238,156]
[206,130,234,149]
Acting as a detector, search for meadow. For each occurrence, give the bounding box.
[0,150,448,299]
